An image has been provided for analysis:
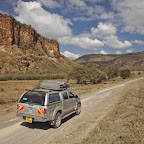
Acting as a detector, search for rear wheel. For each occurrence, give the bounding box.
[76,103,81,115]
[53,113,62,128]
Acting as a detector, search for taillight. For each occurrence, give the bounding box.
[44,108,47,114]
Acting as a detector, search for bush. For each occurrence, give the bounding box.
[68,64,107,84]
[120,69,131,79]
[86,63,107,84]
[67,66,87,84]
[106,66,119,79]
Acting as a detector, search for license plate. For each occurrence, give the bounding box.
[26,117,32,123]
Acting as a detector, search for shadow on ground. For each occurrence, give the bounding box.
[20,113,76,130]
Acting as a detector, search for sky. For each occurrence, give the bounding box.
[0,0,144,60]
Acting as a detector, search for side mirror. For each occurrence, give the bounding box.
[75,95,78,98]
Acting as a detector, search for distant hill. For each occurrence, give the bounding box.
[73,52,144,70]
[0,13,75,75]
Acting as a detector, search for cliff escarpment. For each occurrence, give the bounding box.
[0,13,74,75]
[0,13,60,58]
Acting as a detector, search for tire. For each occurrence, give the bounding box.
[76,103,81,115]
[53,113,62,128]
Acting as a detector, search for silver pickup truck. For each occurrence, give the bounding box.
[16,81,81,128]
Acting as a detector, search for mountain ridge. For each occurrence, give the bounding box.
[73,51,144,70]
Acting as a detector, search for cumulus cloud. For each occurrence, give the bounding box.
[104,35,132,49]
[68,0,86,8]
[91,22,132,49]
[59,36,104,50]
[100,12,114,20]
[67,0,113,22]
[99,50,109,55]
[132,40,144,45]
[73,6,113,22]
[14,0,72,40]
[91,22,116,38]
[112,0,144,34]
[116,51,122,54]
[61,51,81,60]
[60,22,132,50]
[37,0,61,8]
[126,49,134,53]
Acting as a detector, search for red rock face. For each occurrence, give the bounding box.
[0,13,60,58]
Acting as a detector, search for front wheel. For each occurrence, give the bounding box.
[76,103,81,115]
[53,113,62,128]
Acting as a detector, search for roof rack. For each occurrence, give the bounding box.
[40,80,70,91]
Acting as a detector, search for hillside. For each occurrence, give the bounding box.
[0,13,74,75]
[74,52,144,70]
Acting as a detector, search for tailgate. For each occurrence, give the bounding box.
[17,103,45,117]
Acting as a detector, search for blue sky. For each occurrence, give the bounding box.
[0,0,144,60]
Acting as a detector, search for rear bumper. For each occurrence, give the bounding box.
[16,113,50,122]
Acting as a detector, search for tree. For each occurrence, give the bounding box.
[120,69,131,79]
[86,63,107,84]
[106,66,119,79]
[67,66,87,84]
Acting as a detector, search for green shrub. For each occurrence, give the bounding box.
[120,69,131,79]
[67,66,87,84]
[68,64,107,84]
[106,66,120,79]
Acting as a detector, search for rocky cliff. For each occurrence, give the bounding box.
[0,13,74,75]
[0,13,59,58]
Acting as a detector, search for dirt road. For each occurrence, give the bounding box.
[0,77,143,144]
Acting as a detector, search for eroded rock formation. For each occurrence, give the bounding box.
[0,13,60,58]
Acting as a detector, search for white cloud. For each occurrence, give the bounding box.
[59,36,104,50]
[112,0,144,34]
[73,6,113,22]
[37,0,61,8]
[116,51,122,54]
[14,0,72,40]
[126,49,134,53]
[99,50,109,55]
[104,35,132,49]
[132,40,144,45]
[100,12,114,20]
[61,51,81,60]
[91,22,132,49]
[60,22,132,50]
[91,22,116,38]
[67,0,113,22]
[68,0,86,8]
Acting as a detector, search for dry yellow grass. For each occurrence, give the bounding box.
[81,79,144,144]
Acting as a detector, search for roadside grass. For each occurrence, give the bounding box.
[81,79,144,144]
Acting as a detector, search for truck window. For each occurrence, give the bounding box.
[62,92,68,100]
[49,93,60,103]
[19,91,45,106]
